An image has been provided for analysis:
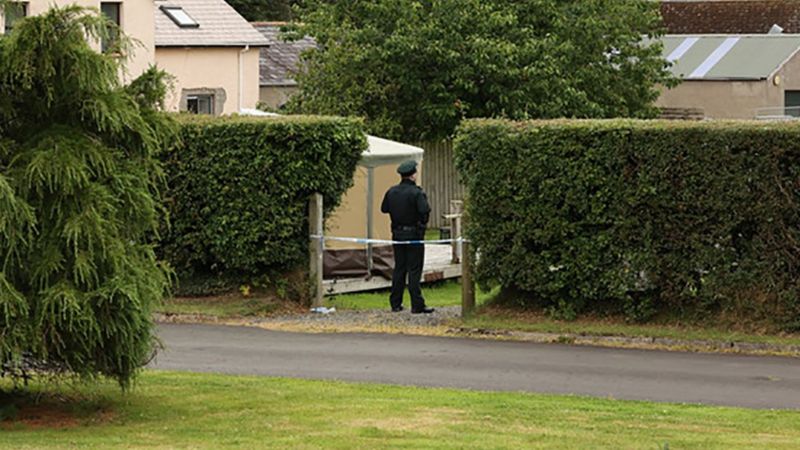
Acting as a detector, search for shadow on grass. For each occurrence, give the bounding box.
[0,384,118,429]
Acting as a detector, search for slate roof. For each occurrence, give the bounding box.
[659,34,800,80]
[661,0,800,34]
[155,0,269,47]
[252,22,317,87]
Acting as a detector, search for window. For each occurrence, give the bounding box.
[785,91,800,118]
[182,88,225,115]
[4,2,28,35]
[100,2,121,53]
[161,6,199,28]
[187,95,214,115]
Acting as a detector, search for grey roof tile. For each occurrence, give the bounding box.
[156,0,269,47]
[252,22,317,86]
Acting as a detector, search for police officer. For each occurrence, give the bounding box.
[381,160,435,314]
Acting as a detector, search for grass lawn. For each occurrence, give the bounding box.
[2,371,799,449]
[157,282,483,317]
[156,293,303,319]
[325,280,494,311]
[463,310,800,347]
[424,228,445,241]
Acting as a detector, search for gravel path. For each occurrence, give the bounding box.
[155,305,461,333]
[266,305,461,328]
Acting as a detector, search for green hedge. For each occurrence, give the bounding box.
[455,119,800,330]
[160,115,366,294]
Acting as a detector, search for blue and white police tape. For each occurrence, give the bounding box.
[310,235,468,245]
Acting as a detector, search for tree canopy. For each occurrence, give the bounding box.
[288,0,675,141]
[0,6,173,388]
[227,0,301,21]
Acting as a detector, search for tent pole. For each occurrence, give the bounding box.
[366,167,375,279]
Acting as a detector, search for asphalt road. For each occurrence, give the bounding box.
[151,323,800,409]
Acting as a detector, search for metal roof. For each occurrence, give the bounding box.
[661,34,800,80]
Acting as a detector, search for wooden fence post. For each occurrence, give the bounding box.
[449,200,463,264]
[461,213,475,317]
[309,193,324,307]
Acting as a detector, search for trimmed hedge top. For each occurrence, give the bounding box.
[461,117,800,132]
[160,115,366,293]
[455,119,800,330]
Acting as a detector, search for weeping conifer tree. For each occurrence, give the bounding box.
[0,6,173,388]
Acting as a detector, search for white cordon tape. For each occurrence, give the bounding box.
[310,235,468,245]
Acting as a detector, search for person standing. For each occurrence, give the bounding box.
[381,160,435,314]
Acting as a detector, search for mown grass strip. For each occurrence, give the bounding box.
[1,371,799,449]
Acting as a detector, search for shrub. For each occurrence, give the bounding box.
[159,115,365,295]
[455,119,800,330]
[0,8,172,387]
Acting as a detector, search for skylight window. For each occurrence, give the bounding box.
[161,5,199,28]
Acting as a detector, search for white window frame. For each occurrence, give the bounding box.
[161,6,199,28]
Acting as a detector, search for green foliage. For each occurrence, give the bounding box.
[226,0,301,21]
[159,115,365,295]
[4,372,800,449]
[0,7,173,387]
[289,0,674,141]
[455,119,800,330]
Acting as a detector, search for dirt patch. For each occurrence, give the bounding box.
[1,403,116,430]
[8,403,81,429]
[0,391,117,430]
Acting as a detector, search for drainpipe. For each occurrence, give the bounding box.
[238,44,250,111]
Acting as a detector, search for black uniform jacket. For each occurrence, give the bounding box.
[381,179,431,240]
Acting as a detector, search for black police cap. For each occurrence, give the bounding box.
[397,160,418,176]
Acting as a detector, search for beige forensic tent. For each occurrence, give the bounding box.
[326,136,424,247]
[324,136,423,279]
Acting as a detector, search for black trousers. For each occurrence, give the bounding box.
[390,241,426,311]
